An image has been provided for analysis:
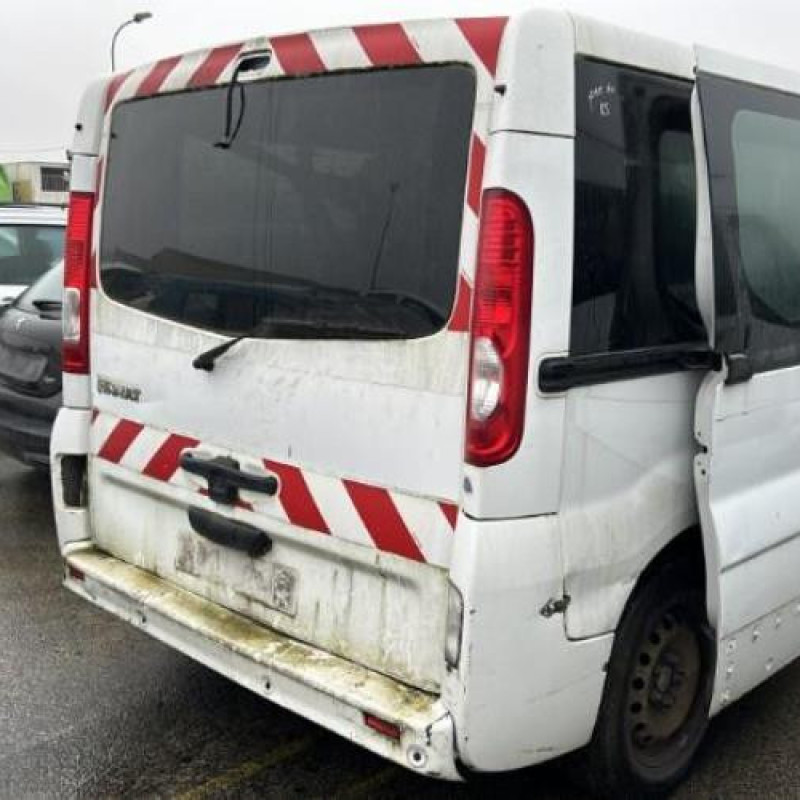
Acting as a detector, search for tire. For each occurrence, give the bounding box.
[584,560,715,799]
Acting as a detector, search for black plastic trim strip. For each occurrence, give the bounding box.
[181,452,278,505]
[539,345,721,393]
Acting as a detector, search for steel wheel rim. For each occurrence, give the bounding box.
[625,606,703,769]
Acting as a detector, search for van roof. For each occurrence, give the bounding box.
[104,8,800,111]
[569,11,694,79]
[101,10,703,111]
[104,16,509,111]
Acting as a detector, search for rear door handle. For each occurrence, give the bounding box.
[180,452,278,505]
[188,506,272,557]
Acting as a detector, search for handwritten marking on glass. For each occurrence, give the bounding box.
[588,83,617,118]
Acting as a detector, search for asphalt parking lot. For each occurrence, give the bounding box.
[2,452,800,799]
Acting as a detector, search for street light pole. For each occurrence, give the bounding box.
[111,12,153,72]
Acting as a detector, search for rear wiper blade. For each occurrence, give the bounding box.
[193,317,279,372]
[192,335,246,372]
[192,318,404,372]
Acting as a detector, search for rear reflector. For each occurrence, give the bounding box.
[63,191,95,375]
[466,189,534,466]
[363,713,403,741]
[66,564,85,582]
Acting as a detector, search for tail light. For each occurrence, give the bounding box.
[466,189,533,467]
[63,191,95,374]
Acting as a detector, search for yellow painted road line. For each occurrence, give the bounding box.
[333,765,403,799]
[174,734,320,800]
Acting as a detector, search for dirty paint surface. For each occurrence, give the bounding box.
[3,452,800,797]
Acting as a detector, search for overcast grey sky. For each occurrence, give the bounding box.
[1,0,797,162]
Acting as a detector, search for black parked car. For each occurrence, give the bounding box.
[0,263,62,468]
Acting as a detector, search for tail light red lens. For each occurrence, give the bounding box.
[466,189,534,467]
[63,191,95,374]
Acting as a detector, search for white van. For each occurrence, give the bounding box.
[50,9,800,796]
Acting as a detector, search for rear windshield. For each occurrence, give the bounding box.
[0,225,64,286]
[100,65,475,340]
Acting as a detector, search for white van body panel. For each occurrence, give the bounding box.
[446,512,612,770]
[462,131,573,519]
[560,372,701,638]
[573,15,694,80]
[698,367,800,632]
[90,317,467,504]
[696,44,800,96]
[70,78,108,157]
[694,46,800,714]
[492,10,575,137]
[695,365,800,714]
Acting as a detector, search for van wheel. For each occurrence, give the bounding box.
[586,561,715,799]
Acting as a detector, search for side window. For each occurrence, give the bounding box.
[571,59,703,357]
[701,74,800,373]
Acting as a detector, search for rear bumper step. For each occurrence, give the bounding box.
[63,547,460,780]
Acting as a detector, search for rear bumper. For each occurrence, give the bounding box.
[63,546,461,781]
[0,388,58,467]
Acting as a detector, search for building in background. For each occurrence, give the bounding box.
[1,162,69,206]
[0,167,11,203]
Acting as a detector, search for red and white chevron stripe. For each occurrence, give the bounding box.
[97,16,508,333]
[91,411,459,567]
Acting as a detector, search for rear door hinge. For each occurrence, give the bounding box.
[540,594,571,618]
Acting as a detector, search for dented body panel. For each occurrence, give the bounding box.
[559,372,702,638]
[64,547,460,779]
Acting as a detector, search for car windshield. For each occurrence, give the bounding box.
[0,224,64,286]
[15,261,64,313]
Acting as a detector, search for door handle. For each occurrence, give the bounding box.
[180,452,278,505]
[187,506,272,557]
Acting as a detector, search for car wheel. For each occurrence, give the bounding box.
[585,559,715,799]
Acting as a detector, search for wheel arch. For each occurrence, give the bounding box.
[610,525,710,638]
[632,526,707,602]
[584,525,716,796]
[565,523,709,640]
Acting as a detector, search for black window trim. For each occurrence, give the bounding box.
[539,344,720,393]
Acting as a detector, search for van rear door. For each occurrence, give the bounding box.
[88,23,502,693]
[694,48,800,710]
